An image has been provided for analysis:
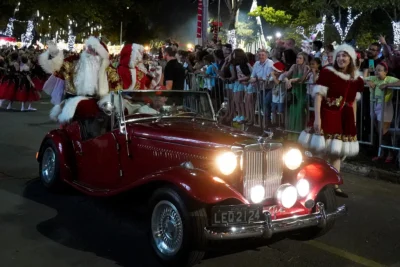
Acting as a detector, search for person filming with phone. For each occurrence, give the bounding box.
[361,42,383,78]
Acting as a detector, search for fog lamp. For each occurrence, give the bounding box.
[250,185,265,203]
[276,184,298,208]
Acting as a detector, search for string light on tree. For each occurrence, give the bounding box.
[228,29,237,49]
[21,20,34,47]
[392,21,400,45]
[331,7,362,44]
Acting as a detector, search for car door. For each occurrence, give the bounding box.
[74,131,121,189]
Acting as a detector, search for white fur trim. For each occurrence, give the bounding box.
[122,68,137,91]
[330,139,343,157]
[85,36,109,60]
[38,49,64,74]
[341,141,350,157]
[129,44,144,69]
[348,141,359,157]
[98,57,110,97]
[356,92,362,101]
[325,138,332,151]
[312,85,328,98]
[310,134,326,153]
[49,104,62,121]
[333,43,357,66]
[58,96,88,123]
[298,130,311,148]
[325,66,360,80]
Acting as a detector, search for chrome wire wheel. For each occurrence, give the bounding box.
[151,200,184,257]
[41,147,56,183]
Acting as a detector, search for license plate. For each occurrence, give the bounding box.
[211,205,263,226]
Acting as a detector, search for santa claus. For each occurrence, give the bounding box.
[39,36,110,123]
[98,43,163,114]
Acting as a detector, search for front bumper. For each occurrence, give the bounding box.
[204,203,347,240]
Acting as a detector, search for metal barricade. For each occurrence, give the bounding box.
[377,87,400,162]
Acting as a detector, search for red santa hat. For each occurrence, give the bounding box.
[333,43,357,66]
[272,61,285,73]
[118,43,145,91]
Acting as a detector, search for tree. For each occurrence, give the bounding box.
[249,6,292,27]
[348,0,400,44]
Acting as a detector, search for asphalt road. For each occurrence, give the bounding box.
[0,99,400,267]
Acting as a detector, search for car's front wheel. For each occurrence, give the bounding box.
[292,185,337,240]
[39,139,64,191]
[149,187,207,267]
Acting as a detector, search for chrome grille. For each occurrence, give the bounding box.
[243,143,284,201]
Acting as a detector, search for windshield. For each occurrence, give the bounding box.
[121,90,215,120]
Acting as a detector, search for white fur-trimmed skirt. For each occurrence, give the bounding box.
[298,130,359,157]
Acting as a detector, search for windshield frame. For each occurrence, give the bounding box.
[119,90,216,124]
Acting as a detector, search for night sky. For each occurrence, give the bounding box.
[156,0,268,44]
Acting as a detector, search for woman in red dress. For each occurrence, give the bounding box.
[300,44,365,198]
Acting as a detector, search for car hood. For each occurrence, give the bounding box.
[130,119,259,149]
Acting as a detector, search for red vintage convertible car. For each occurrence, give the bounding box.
[37,90,347,267]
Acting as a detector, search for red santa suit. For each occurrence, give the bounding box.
[40,37,110,124]
[98,43,163,115]
[299,44,365,157]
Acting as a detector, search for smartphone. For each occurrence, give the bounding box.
[368,59,375,73]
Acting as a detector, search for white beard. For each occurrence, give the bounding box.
[74,51,101,96]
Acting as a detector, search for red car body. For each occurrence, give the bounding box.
[37,91,347,266]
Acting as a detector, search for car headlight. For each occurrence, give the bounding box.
[283,148,303,170]
[250,185,265,203]
[296,179,310,198]
[276,184,298,208]
[216,151,237,175]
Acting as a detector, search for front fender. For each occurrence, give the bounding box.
[38,129,76,181]
[138,167,249,205]
[301,157,342,200]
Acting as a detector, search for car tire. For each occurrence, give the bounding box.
[39,139,64,192]
[149,187,207,267]
[292,185,337,240]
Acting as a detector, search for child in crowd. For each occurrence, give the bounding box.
[365,62,398,163]
[268,61,286,127]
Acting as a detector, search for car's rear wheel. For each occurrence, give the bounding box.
[292,185,337,240]
[149,187,207,267]
[39,139,64,191]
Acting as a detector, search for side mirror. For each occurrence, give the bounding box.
[100,101,114,116]
[216,101,228,122]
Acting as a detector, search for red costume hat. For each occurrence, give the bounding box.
[333,44,357,67]
[272,61,285,73]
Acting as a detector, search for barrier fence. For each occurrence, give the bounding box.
[184,73,400,164]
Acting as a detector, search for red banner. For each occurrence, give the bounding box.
[197,0,203,38]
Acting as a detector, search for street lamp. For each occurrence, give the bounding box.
[276,32,282,38]
[267,36,272,42]
[120,6,130,45]
[187,43,193,50]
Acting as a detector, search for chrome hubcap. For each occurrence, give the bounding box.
[151,200,183,256]
[41,147,56,183]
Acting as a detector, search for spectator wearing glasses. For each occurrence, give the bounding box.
[361,42,383,78]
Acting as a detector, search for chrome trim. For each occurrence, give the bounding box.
[204,203,347,240]
[243,143,284,201]
[124,116,216,124]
